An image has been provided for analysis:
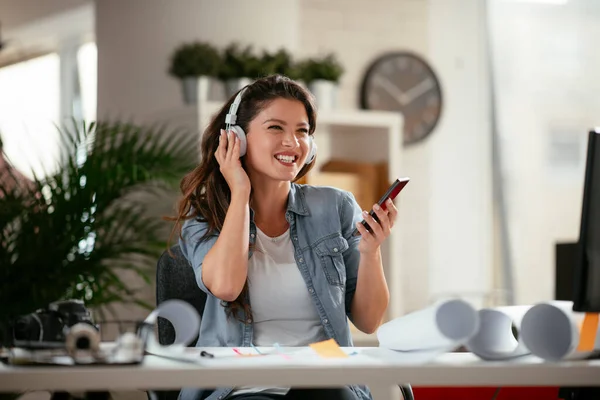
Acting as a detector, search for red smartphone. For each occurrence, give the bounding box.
[352,177,410,237]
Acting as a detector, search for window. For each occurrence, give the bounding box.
[0,53,61,180]
[0,41,97,179]
[77,42,97,124]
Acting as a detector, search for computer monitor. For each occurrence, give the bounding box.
[572,128,600,312]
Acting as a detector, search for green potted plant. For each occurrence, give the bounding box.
[169,41,221,104]
[218,43,264,97]
[261,48,302,81]
[0,120,197,349]
[298,53,344,110]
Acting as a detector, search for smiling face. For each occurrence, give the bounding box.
[244,98,312,183]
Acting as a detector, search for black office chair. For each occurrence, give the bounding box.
[151,245,207,400]
[156,245,207,347]
[153,245,413,400]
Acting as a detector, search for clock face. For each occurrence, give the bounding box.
[360,52,443,145]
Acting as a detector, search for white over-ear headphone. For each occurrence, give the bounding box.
[224,87,317,165]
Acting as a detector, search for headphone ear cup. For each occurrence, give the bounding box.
[305,137,317,165]
[229,125,247,157]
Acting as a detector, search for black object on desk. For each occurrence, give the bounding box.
[555,242,577,302]
[558,128,600,400]
[572,128,600,313]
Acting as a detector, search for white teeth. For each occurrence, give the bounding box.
[276,155,295,163]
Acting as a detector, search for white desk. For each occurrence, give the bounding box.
[1,348,600,392]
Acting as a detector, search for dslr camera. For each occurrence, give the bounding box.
[12,299,100,352]
[10,299,145,365]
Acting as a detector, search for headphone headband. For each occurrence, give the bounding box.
[225,88,247,129]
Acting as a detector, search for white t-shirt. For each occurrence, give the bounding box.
[229,227,327,397]
[250,227,326,346]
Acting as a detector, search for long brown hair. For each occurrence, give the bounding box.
[168,74,317,320]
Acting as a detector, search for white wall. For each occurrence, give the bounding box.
[0,0,89,30]
[426,0,493,308]
[96,0,300,119]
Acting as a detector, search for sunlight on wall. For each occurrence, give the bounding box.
[78,42,97,123]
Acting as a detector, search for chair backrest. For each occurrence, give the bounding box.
[155,245,207,345]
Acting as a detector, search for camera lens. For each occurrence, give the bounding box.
[76,336,91,350]
[66,323,100,361]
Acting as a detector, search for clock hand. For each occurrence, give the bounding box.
[403,78,435,104]
[372,75,408,106]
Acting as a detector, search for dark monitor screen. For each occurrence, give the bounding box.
[573,128,600,312]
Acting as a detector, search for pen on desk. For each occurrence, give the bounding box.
[200,350,214,358]
[273,343,292,360]
[232,348,244,356]
[250,343,264,355]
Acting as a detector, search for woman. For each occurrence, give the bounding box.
[172,75,397,400]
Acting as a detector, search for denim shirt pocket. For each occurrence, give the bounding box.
[313,233,349,287]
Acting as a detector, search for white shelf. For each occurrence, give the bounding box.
[318,109,403,129]
[197,101,402,129]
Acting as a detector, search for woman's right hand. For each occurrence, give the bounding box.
[215,129,251,197]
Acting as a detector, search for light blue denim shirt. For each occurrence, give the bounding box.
[178,183,373,400]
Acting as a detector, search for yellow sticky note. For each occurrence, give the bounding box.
[577,313,599,352]
[309,339,349,358]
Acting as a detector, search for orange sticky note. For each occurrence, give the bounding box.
[577,313,599,352]
[309,339,349,358]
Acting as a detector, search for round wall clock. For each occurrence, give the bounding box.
[360,52,443,146]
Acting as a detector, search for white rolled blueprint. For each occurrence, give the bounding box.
[377,299,479,355]
[520,301,600,361]
[466,305,531,360]
[142,299,201,361]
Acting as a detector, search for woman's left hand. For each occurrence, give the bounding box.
[356,198,398,255]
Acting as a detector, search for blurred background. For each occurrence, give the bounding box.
[0,0,597,346]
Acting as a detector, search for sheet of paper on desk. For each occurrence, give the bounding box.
[141,299,202,363]
[466,305,532,360]
[361,347,455,364]
[520,301,600,361]
[186,346,383,367]
[376,299,479,353]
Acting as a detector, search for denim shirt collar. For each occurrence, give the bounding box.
[287,183,309,216]
[249,183,309,220]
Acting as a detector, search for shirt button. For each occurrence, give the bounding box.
[308,288,314,294]
[246,318,252,324]
[299,257,304,263]
[293,236,298,241]
[333,247,338,252]
[323,319,329,324]
[250,233,255,238]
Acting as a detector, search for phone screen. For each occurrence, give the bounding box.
[352,177,410,237]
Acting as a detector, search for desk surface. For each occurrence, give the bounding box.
[1,347,600,392]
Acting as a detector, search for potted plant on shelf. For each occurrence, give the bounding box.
[218,43,264,97]
[0,120,197,349]
[299,53,344,110]
[261,48,302,81]
[169,41,221,104]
